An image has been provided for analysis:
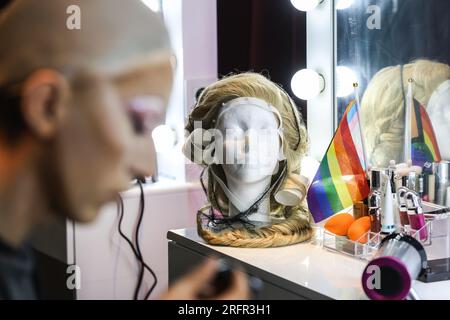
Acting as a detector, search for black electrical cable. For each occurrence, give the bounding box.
[116,181,158,300]
[116,188,157,300]
[199,161,288,229]
[116,195,143,299]
[134,180,146,300]
[136,180,158,300]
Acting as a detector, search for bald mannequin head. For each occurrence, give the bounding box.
[0,0,174,234]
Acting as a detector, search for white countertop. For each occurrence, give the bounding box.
[170,228,450,300]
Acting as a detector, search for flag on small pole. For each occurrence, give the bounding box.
[307,83,370,223]
[404,78,441,169]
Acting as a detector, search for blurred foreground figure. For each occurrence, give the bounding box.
[0,0,248,300]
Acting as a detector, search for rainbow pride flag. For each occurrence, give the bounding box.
[411,99,441,169]
[307,100,370,222]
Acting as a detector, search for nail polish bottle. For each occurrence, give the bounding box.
[406,191,428,241]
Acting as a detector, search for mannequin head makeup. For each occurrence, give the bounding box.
[184,73,312,248]
[361,59,450,167]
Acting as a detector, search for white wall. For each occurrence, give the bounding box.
[158,0,218,182]
[75,181,205,299]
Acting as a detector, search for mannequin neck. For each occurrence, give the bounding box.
[225,176,272,223]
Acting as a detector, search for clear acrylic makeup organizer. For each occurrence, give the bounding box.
[310,202,450,262]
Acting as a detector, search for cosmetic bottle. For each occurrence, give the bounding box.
[428,174,436,203]
[397,187,410,226]
[401,176,408,187]
[435,161,450,206]
[381,171,396,234]
[419,174,424,199]
[368,170,383,233]
[406,191,428,241]
[388,160,396,189]
[353,201,368,219]
[369,191,382,233]
[407,171,418,193]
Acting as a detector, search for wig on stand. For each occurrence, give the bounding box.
[183,73,312,248]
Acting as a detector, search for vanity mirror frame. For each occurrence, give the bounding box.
[306,0,336,161]
[307,0,450,163]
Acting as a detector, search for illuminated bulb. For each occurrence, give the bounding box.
[152,125,177,153]
[336,66,358,98]
[336,0,354,10]
[141,0,161,12]
[291,69,325,100]
[290,0,322,12]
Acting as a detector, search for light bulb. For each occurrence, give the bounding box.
[336,66,358,98]
[152,125,177,153]
[291,69,325,100]
[336,0,354,10]
[290,0,322,12]
[141,0,161,12]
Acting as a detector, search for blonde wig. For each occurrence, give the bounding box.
[361,59,450,168]
[184,73,312,247]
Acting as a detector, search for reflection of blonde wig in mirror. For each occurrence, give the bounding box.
[185,73,312,247]
[361,60,450,168]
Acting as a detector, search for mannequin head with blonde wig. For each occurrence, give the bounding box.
[361,59,450,167]
[184,72,312,248]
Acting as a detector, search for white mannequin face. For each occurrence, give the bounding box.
[428,83,450,160]
[215,104,281,184]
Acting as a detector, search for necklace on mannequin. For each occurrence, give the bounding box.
[199,161,287,231]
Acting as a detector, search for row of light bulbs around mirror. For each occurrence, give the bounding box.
[291,66,358,101]
[291,0,355,11]
[152,64,359,153]
[139,0,356,13]
[290,0,357,100]
[147,0,359,151]
[151,63,360,152]
[139,0,359,102]
[140,0,356,14]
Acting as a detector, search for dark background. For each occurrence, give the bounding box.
[217,0,307,121]
[338,0,450,81]
[0,0,9,11]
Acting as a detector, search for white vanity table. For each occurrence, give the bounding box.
[168,228,450,300]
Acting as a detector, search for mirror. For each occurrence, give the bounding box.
[335,0,450,204]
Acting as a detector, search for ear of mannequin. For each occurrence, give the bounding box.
[214,103,281,226]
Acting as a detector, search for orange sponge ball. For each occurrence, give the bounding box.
[347,216,371,244]
[324,213,354,236]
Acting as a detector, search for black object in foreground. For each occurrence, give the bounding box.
[198,259,263,299]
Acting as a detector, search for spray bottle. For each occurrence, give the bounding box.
[381,171,396,234]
